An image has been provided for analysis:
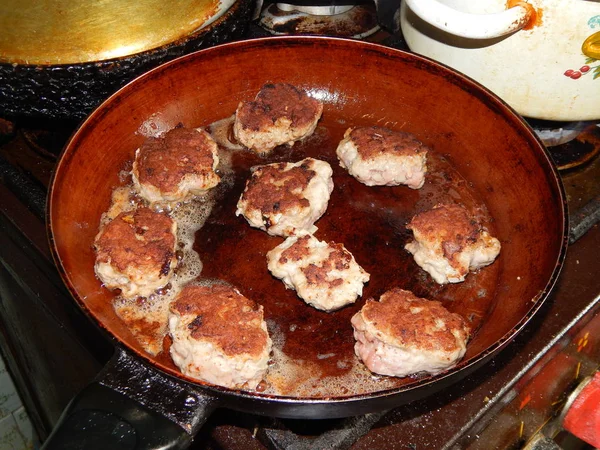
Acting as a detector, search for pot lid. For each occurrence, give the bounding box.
[0,0,231,65]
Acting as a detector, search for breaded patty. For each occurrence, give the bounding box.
[405,204,501,284]
[351,288,470,377]
[267,234,370,312]
[94,207,177,299]
[336,126,428,189]
[236,158,334,237]
[233,83,323,153]
[132,126,220,204]
[168,283,272,390]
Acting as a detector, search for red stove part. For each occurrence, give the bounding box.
[562,372,600,448]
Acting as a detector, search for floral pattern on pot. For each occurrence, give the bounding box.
[564,18,600,81]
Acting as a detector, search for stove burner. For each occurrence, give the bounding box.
[524,118,600,171]
[549,125,599,171]
[527,118,596,147]
[259,1,380,38]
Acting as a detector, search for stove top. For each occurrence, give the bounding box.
[0,25,599,450]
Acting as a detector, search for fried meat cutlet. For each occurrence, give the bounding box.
[405,203,501,284]
[94,207,177,299]
[267,234,370,312]
[236,157,333,237]
[132,126,220,204]
[336,126,428,189]
[233,83,323,153]
[351,288,470,377]
[168,283,272,390]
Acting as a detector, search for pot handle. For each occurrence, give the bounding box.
[41,347,220,450]
[404,0,534,39]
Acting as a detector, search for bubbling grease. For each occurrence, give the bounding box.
[261,320,399,397]
[209,115,243,151]
[108,186,214,355]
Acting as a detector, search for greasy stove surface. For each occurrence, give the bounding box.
[0,42,599,450]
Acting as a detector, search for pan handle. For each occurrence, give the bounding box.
[41,347,221,450]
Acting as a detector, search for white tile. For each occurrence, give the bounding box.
[13,406,36,450]
[0,413,26,450]
[0,369,22,419]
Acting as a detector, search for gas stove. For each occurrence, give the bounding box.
[0,17,599,450]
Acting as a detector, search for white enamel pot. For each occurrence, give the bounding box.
[400,0,600,121]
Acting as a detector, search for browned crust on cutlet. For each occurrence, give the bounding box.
[407,204,481,262]
[278,235,351,288]
[171,284,268,358]
[349,126,428,159]
[94,207,176,274]
[135,127,217,192]
[242,160,316,217]
[361,288,469,352]
[236,83,322,132]
[277,235,313,263]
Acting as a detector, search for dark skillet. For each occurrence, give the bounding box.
[45,37,567,449]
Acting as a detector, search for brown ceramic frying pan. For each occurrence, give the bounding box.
[45,37,567,449]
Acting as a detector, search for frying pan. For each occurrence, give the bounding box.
[0,0,255,121]
[45,36,567,449]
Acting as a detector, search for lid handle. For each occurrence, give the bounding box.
[404,0,533,39]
